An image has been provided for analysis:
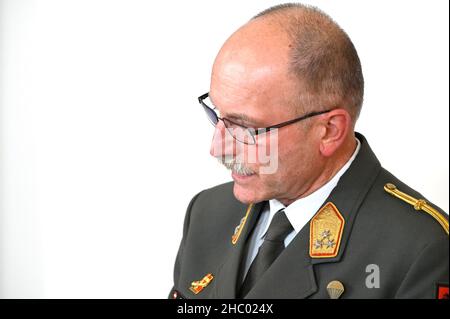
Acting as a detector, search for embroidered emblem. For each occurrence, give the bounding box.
[310,202,345,258]
[189,273,214,295]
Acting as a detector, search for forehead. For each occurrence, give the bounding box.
[209,20,299,124]
[209,60,299,126]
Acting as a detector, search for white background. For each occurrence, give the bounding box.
[0,0,448,298]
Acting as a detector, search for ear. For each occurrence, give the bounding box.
[318,109,352,157]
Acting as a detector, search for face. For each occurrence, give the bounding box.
[208,20,325,205]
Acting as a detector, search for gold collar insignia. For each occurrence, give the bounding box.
[310,202,345,258]
[231,204,254,245]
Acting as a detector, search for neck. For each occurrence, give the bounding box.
[279,136,357,206]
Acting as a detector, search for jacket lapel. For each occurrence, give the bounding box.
[214,201,266,298]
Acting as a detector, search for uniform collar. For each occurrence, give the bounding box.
[260,138,361,238]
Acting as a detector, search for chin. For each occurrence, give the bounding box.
[233,183,266,204]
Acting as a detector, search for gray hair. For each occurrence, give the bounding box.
[253,3,364,123]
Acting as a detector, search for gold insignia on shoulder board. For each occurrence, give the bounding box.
[310,202,345,258]
[189,273,214,295]
[384,183,449,235]
[231,204,254,245]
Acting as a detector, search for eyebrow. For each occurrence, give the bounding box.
[209,94,262,126]
[226,112,261,126]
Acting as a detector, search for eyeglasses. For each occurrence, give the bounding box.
[198,92,332,145]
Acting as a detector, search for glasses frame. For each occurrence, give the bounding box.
[198,92,333,144]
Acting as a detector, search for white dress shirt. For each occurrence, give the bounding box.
[240,138,361,282]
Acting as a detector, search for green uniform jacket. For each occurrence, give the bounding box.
[170,133,449,299]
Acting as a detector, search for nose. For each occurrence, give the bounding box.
[209,120,236,158]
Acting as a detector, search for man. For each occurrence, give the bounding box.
[169,3,449,299]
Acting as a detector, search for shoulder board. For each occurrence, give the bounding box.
[384,183,449,235]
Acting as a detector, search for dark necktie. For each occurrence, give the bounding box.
[239,209,294,298]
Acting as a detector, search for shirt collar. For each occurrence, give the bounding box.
[261,138,361,237]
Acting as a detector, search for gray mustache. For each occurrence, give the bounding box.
[216,156,255,176]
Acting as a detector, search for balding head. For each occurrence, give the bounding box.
[253,3,364,122]
[252,4,364,122]
[212,3,364,123]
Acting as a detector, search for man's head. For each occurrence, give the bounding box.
[208,3,364,205]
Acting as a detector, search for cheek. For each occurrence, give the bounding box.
[275,138,313,179]
[278,142,299,169]
[255,147,288,187]
[253,131,282,168]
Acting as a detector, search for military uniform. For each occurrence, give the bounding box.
[169,133,449,299]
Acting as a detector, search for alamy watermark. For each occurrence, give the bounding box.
[365,264,380,289]
[212,127,279,175]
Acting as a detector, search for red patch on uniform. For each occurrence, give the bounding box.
[436,284,449,299]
